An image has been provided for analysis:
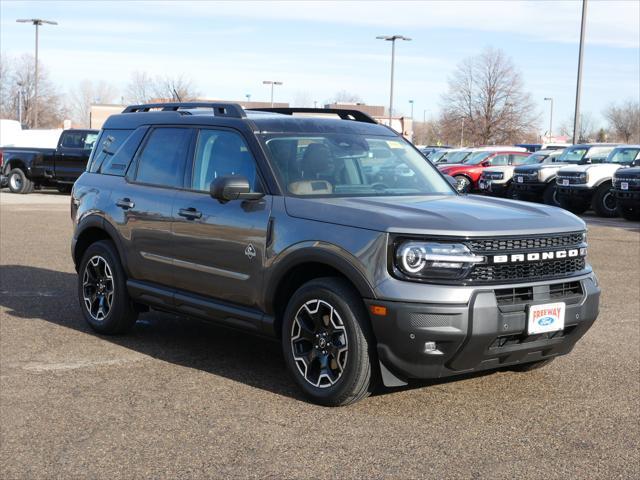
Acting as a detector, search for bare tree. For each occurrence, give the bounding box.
[604,100,640,143]
[68,79,119,127]
[332,90,363,104]
[124,71,155,104]
[440,47,538,145]
[152,74,199,102]
[559,112,596,143]
[0,53,66,128]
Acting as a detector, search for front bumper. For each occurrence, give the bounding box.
[512,181,547,195]
[479,180,510,195]
[613,188,640,205]
[556,185,594,202]
[366,275,599,381]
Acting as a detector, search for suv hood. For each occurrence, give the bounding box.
[516,162,572,172]
[559,163,626,174]
[284,195,585,236]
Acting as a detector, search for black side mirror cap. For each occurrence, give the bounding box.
[210,175,265,203]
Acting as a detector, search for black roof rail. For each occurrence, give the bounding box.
[247,107,378,124]
[122,102,246,118]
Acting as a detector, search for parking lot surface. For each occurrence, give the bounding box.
[1,191,639,479]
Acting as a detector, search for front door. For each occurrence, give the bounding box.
[171,128,272,309]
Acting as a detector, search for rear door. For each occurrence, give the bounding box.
[55,130,99,181]
[171,127,272,309]
[113,126,194,288]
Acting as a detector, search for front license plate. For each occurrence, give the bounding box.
[621,182,629,190]
[528,302,565,335]
[517,176,523,183]
[561,179,569,186]
[479,181,487,189]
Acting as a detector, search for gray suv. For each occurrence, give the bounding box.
[71,103,600,406]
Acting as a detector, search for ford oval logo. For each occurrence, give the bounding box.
[538,316,555,326]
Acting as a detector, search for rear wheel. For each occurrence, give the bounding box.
[57,184,72,194]
[78,240,138,334]
[617,203,640,221]
[559,196,589,215]
[591,183,617,217]
[7,168,33,194]
[282,277,377,406]
[542,183,560,206]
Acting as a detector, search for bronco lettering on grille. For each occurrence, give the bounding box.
[492,248,586,264]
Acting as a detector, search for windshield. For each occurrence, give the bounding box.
[429,150,447,162]
[262,134,455,197]
[464,151,493,165]
[606,147,640,164]
[518,153,548,165]
[557,147,588,163]
[441,150,471,164]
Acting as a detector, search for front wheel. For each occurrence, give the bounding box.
[77,240,138,334]
[454,175,471,193]
[542,183,560,206]
[617,203,640,221]
[591,183,617,218]
[559,196,589,215]
[282,277,378,406]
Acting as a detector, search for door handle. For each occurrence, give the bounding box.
[178,207,202,219]
[116,198,135,209]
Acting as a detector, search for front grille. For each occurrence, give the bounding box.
[613,176,640,191]
[469,258,586,283]
[495,281,583,306]
[514,171,538,183]
[468,233,584,253]
[483,172,504,180]
[557,173,586,185]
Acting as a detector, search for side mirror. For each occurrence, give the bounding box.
[633,159,640,167]
[210,175,264,203]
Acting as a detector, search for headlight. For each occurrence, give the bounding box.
[579,172,588,183]
[395,241,485,280]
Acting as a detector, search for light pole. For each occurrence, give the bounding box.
[245,93,251,103]
[376,35,411,124]
[572,0,588,144]
[262,80,283,107]
[408,100,414,120]
[460,117,465,147]
[16,18,57,128]
[423,109,427,123]
[314,101,318,108]
[544,97,554,141]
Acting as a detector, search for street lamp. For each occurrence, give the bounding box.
[376,35,411,124]
[572,0,588,144]
[16,18,57,128]
[544,97,554,141]
[408,100,414,120]
[245,93,251,102]
[262,80,283,107]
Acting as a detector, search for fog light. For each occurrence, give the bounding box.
[424,341,443,355]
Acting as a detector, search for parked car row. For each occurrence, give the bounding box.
[469,143,640,221]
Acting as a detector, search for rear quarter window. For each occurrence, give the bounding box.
[88,129,134,173]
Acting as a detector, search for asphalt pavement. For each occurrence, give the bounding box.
[1,191,639,479]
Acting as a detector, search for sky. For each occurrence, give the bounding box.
[1,0,639,131]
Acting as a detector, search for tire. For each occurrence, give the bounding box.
[57,184,72,194]
[616,203,640,221]
[7,168,33,194]
[454,175,472,193]
[77,240,138,334]
[281,277,378,406]
[509,358,555,372]
[542,183,560,206]
[558,195,589,215]
[591,183,618,218]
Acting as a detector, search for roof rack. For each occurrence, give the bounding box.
[247,107,378,124]
[122,102,246,118]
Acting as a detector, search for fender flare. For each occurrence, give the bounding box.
[74,215,130,276]
[263,242,377,315]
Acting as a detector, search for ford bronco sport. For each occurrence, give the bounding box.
[71,103,600,406]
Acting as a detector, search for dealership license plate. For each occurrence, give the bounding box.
[561,179,569,186]
[528,302,565,335]
[621,182,629,190]
[517,176,523,183]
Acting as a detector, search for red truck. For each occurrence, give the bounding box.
[438,149,529,192]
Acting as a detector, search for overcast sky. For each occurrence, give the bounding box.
[1,0,638,129]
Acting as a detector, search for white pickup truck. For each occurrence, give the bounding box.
[556,145,640,216]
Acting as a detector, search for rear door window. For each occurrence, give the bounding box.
[489,154,509,166]
[134,127,193,188]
